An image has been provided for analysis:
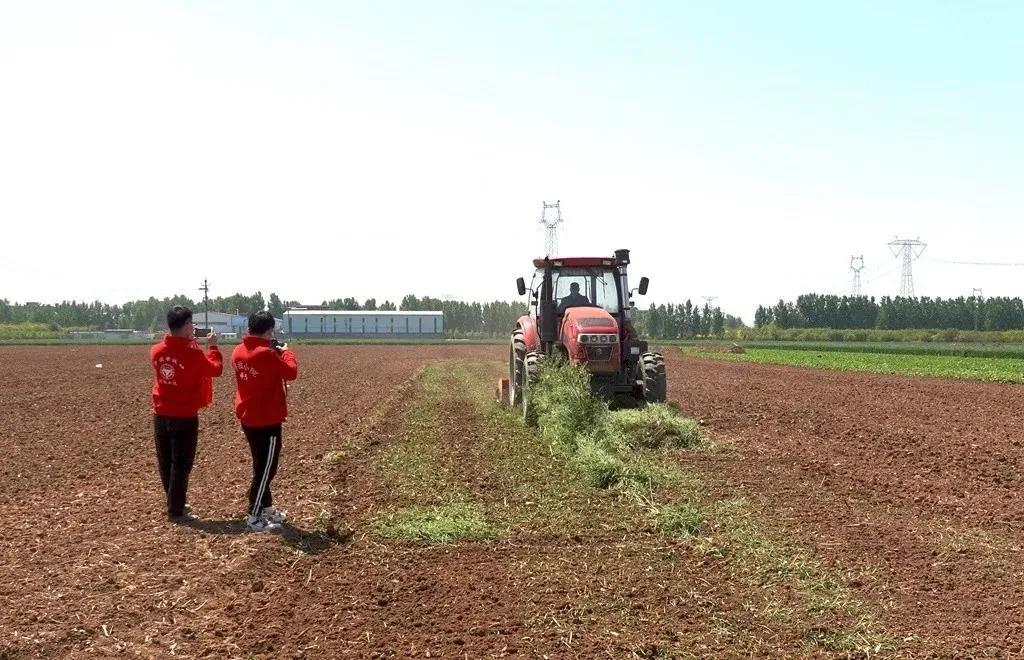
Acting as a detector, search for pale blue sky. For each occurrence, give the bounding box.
[1,1,1021,319]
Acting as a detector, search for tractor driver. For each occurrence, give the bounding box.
[557,282,591,314]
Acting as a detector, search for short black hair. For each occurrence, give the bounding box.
[248,310,276,335]
[167,306,193,331]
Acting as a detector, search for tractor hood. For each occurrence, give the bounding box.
[563,306,618,332]
[561,307,621,373]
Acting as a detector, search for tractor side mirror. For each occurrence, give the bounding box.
[638,277,649,295]
[516,277,526,296]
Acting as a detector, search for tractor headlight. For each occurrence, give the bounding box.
[579,333,617,344]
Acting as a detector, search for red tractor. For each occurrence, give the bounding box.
[503,248,666,416]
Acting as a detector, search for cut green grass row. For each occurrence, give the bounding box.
[682,345,1024,382]
[374,502,492,544]
[371,363,497,543]
[528,358,706,491]
[370,360,652,542]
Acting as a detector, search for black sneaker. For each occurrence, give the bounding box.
[169,511,199,524]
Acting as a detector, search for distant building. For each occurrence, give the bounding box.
[193,311,284,336]
[283,310,443,338]
[193,311,248,336]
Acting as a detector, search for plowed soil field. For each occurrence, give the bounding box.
[2,344,1023,658]
[665,352,1024,657]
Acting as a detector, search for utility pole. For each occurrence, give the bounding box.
[199,279,210,330]
[539,200,563,257]
[849,255,865,296]
[888,237,927,297]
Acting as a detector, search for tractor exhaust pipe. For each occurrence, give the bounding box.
[538,259,557,353]
[614,249,632,322]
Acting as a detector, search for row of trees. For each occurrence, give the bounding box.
[0,294,296,332]
[0,294,743,339]
[755,294,1024,331]
[634,301,741,339]
[0,294,529,337]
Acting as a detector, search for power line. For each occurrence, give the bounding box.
[927,257,1024,267]
[864,262,902,285]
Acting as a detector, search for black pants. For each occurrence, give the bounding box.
[243,424,282,517]
[153,415,199,518]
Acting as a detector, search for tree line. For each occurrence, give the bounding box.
[634,301,741,339]
[0,294,528,337]
[754,294,1024,331]
[0,294,741,339]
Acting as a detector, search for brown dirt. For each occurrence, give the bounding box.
[7,343,1023,657]
[665,352,1024,657]
[0,344,806,659]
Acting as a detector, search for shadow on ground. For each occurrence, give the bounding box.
[185,518,353,554]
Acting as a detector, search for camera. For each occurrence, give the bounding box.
[270,338,288,352]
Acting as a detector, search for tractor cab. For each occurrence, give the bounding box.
[527,260,622,318]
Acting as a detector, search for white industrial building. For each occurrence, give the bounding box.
[192,311,248,336]
[283,310,444,338]
[193,312,284,337]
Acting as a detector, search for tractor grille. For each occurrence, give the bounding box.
[586,345,613,361]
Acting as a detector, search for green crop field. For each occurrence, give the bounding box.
[667,339,1024,359]
[681,345,1024,382]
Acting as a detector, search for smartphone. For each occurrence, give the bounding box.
[194,327,212,338]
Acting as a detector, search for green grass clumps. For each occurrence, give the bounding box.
[529,359,609,452]
[657,503,705,538]
[607,405,702,449]
[373,502,493,544]
[528,359,700,489]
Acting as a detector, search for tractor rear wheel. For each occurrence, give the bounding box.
[509,329,526,407]
[640,352,667,404]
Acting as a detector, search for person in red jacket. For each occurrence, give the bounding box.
[231,310,298,532]
[150,305,223,522]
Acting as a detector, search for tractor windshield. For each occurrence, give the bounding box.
[535,267,621,315]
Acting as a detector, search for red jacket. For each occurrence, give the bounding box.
[151,335,224,417]
[231,336,298,428]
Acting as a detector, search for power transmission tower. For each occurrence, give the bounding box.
[198,279,210,329]
[849,255,865,296]
[701,296,718,309]
[888,237,926,297]
[539,200,562,256]
[972,287,984,299]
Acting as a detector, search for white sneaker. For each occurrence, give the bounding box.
[260,506,287,524]
[246,514,281,533]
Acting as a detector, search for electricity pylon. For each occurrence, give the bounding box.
[888,238,926,297]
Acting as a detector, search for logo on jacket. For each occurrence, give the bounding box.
[159,363,176,381]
